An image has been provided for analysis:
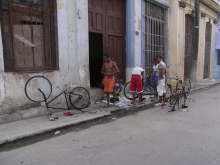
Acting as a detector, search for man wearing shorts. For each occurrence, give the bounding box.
[101,53,119,107]
[130,67,144,105]
[155,55,167,106]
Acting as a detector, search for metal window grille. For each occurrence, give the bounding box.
[203,22,212,79]
[145,1,166,73]
[184,14,194,79]
[0,0,58,72]
[218,50,220,65]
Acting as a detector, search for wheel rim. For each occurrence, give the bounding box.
[25,76,52,103]
[70,87,90,109]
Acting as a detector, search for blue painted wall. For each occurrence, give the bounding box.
[126,0,135,68]
[213,13,220,78]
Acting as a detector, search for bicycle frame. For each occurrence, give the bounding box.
[38,88,85,112]
[170,81,188,111]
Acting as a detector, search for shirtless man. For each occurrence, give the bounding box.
[101,53,119,107]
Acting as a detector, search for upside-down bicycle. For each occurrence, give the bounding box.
[25,76,92,120]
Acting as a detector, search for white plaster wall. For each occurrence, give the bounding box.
[0,23,5,105]
[169,0,217,82]
[134,0,142,68]
[0,0,90,121]
[75,0,90,87]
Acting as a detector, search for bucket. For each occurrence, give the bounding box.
[149,76,158,86]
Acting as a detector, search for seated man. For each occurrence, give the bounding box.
[110,76,124,103]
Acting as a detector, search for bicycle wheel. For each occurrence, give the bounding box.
[165,84,172,102]
[184,78,191,99]
[69,87,90,109]
[25,76,52,103]
[124,81,138,100]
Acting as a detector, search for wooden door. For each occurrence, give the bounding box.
[105,0,126,80]
[88,0,126,81]
[88,0,105,34]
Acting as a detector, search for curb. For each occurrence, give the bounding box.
[0,102,156,150]
[191,82,220,93]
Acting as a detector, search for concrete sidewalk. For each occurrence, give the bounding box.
[0,79,220,147]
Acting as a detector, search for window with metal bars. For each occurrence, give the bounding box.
[0,0,58,72]
[217,50,220,65]
[145,0,167,73]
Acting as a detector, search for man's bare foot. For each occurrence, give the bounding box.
[138,102,145,105]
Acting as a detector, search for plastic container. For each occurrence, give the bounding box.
[149,76,158,86]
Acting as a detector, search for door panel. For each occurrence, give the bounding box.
[108,35,124,78]
[105,0,126,80]
[88,0,126,81]
[88,0,105,33]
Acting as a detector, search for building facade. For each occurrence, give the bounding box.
[0,0,219,123]
[169,0,220,82]
[0,0,90,123]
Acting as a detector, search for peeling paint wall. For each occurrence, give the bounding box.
[0,0,90,122]
[169,0,217,82]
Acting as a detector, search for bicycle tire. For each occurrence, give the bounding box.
[184,78,191,99]
[165,84,172,102]
[172,93,181,110]
[124,81,138,100]
[69,87,90,109]
[25,76,52,103]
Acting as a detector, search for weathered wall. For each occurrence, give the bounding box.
[126,0,142,83]
[126,0,170,82]
[169,0,217,82]
[0,0,90,123]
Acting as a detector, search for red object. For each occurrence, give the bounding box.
[130,76,143,93]
[63,112,73,116]
[115,77,118,83]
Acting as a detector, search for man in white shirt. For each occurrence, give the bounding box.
[153,59,158,76]
[155,55,167,106]
[130,67,144,105]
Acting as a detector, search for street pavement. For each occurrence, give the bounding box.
[1,84,220,165]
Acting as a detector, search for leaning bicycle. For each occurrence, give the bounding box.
[168,77,191,112]
[25,76,91,119]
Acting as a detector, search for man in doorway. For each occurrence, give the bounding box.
[155,55,167,106]
[101,53,119,108]
[130,67,145,105]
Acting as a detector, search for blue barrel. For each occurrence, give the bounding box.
[149,76,158,86]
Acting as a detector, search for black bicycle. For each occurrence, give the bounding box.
[168,78,191,112]
[25,76,91,116]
